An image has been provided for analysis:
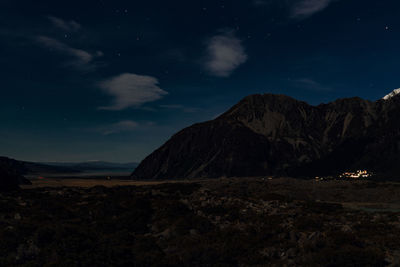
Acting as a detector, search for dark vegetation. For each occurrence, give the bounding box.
[1,178,400,266]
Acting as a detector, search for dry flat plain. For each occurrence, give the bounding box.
[3,177,400,266]
[22,177,400,209]
[21,178,193,188]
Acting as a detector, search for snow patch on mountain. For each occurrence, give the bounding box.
[383,89,400,100]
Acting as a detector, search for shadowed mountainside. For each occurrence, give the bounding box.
[132,93,400,180]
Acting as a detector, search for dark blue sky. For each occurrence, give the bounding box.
[1,0,399,162]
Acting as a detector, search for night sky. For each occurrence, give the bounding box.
[1,0,399,163]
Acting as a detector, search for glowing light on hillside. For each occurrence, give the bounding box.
[340,170,372,179]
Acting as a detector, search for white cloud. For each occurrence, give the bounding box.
[101,120,139,135]
[36,36,102,70]
[205,30,248,77]
[47,16,81,32]
[98,73,168,110]
[290,0,334,19]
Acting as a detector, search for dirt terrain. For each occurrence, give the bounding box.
[21,178,197,188]
[2,177,400,266]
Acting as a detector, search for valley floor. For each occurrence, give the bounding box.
[21,178,196,188]
[2,177,400,266]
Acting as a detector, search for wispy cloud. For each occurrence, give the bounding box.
[205,30,248,77]
[98,73,168,110]
[82,120,157,135]
[294,78,331,91]
[290,0,335,19]
[47,16,81,32]
[35,36,102,70]
[159,104,200,113]
[36,36,92,63]
[101,120,139,135]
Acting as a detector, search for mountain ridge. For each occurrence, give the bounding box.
[132,93,400,180]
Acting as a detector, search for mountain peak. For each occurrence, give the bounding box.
[383,89,400,100]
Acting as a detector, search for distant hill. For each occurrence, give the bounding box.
[0,157,31,191]
[21,162,80,174]
[40,161,138,172]
[0,158,138,189]
[132,92,400,180]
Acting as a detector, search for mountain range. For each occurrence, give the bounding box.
[132,91,400,180]
[3,91,400,188]
[0,159,138,190]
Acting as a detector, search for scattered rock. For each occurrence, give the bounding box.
[341,224,353,233]
[16,241,40,262]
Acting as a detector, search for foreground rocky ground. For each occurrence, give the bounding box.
[1,178,400,266]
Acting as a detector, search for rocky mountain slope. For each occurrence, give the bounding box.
[132,92,400,180]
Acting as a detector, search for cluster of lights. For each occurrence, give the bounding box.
[314,170,373,181]
[340,170,372,179]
